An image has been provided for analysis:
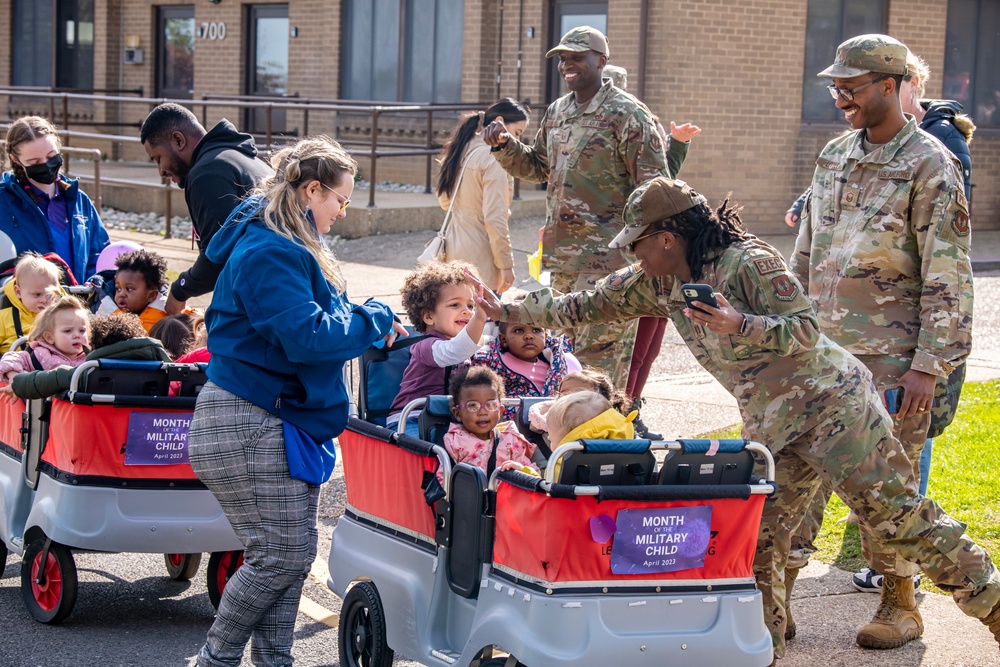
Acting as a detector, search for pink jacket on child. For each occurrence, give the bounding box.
[0,340,87,383]
[442,420,539,478]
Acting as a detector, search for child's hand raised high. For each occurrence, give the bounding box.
[464,267,503,321]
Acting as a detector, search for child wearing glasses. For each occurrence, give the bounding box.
[441,366,538,478]
[388,261,490,434]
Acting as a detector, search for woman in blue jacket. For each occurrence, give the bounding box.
[0,116,109,280]
[187,136,404,667]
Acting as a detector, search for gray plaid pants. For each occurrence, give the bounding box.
[188,382,320,667]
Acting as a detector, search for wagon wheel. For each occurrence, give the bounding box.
[338,581,394,667]
[207,550,244,609]
[164,553,202,581]
[20,539,78,624]
[0,539,7,578]
[480,659,526,667]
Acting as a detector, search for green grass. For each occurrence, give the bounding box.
[699,380,1000,585]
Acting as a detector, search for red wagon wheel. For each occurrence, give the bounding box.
[164,553,203,581]
[207,550,244,609]
[20,539,78,624]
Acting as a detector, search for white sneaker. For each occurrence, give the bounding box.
[852,567,921,593]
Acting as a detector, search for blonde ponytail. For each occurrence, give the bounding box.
[256,136,357,293]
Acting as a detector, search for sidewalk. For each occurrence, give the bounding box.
[117,215,1000,667]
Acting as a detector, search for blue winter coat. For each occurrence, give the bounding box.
[920,100,972,202]
[0,171,109,280]
[204,195,396,442]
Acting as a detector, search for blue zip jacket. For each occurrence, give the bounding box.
[920,99,972,202]
[0,171,109,280]
[204,195,396,442]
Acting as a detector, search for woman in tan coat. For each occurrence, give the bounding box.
[436,99,530,294]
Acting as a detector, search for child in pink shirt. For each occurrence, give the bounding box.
[440,366,538,479]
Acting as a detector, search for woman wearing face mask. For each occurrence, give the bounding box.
[0,116,109,281]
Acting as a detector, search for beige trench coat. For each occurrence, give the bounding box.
[438,144,514,292]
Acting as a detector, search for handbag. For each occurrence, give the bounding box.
[418,146,488,266]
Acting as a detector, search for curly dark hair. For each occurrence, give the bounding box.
[89,312,147,349]
[559,367,630,415]
[448,365,505,404]
[115,249,169,291]
[401,260,479,333]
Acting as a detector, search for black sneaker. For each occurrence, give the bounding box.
[632,412,662,440]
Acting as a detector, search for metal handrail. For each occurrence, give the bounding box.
[0,87,498,208]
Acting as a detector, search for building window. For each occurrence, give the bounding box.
[12,0,94,90]
[13,0,54,86]
[944,0,1000,128]
[801,0,887,121]
[341,0,464,102]
[157,6,195,99]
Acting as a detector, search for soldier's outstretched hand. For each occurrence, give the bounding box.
[465,267,503,320]
[483,116,511,147]
[670,121,702,143]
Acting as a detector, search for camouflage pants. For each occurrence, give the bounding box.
[754,393,1000,659]
[550,272,638,388]
[787,353,930,575]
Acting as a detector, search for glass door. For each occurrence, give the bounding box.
[246,4,289,135]
[157,5,195,99]
[547,0,608,103]
[55,0,95,90]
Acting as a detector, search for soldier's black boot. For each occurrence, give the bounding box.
[631,398,662,440]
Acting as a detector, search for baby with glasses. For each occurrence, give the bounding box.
[440,366,539,479]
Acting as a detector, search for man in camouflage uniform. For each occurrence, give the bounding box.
[787,35,974,649]
[482,26,692,388]
[473,176,1000,662]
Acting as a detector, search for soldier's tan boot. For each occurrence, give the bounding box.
[856,574,924,649]
[784,566,799,641]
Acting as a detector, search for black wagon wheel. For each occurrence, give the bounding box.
[338,581,394,667]
[20,539,78,624]
[480,659,526,667]
[164,553,203,581]
[206,550,244,609]
[0,538,7,578]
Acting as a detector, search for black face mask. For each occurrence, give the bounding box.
[23,154,63,185]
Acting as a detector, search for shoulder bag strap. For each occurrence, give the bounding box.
[439,145,489,237]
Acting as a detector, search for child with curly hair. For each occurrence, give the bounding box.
[440,366,538,479]
[113,249,169,332]
[388,260,488,435]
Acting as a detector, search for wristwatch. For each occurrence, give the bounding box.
[739,314,751,337]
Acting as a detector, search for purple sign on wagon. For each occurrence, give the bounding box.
[609,506,713,575]
[124,412,192,466]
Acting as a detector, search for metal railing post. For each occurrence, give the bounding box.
[266,104,273,149]
[61,94,70,141]
[368,108,379,208]
[425,110,434,194]
[92,151,102,213]
[164,180,172,238]
[303,107,309,137]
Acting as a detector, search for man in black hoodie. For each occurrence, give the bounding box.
[140,103,274,314]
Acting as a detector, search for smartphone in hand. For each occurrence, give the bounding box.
[884,386,905,415]
[681,284,720,315]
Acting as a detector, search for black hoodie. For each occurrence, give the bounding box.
[173,119,274,301]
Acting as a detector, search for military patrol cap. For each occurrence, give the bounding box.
[603,64,628,89]
[610,177,707,249]
[818,34,909,78]
[546,26,610,58]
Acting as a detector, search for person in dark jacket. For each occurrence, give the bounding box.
[0,116,109,280]
[10,312,171,400]
[140,104,273,315]
[187,136,403,667]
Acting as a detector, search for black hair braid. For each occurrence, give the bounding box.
[668,196,750,281]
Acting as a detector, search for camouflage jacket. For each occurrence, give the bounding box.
[493,81,683,275]
[791,118,973,377]
[503,238,877,466]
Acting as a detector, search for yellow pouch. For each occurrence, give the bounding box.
[527,241,543,281]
